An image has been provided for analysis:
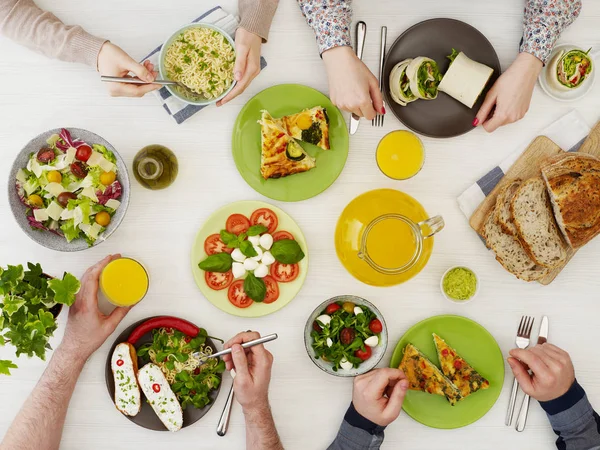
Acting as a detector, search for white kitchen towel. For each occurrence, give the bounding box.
[457,110,591,220]
[141,6,267,124]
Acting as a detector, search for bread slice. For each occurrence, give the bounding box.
[510,177,567,269]
[494,179,521,236]
[111,342,142,417]
[138,363,183,432]
[481,206,548,282]
[542,152,600,248]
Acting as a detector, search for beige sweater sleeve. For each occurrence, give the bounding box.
[0,0,106,68]
[238,0,279,42]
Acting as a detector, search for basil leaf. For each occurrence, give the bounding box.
[244,273,266,302]
[247,225,267,236]
[271,239,305,264]
[198,253,233,273]
[238,232,247,242]
[240,240,258,258]
[220,230,240,248]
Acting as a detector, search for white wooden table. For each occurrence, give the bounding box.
[1,1,599,448]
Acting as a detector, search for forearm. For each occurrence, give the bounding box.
[0,0,106,67]
[520,0,582,64]
[244,403,283,450]
[297,0,352,55]
[540,380,600,450]
[328,403,385,450]
[238,0,279,42]
[0,344,86,450]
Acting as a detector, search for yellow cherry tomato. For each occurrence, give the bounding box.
[297,113,313,130]
[342,302,355,314]
[47,170,62,183]
[27,194,44,208]
[95,211,111,227]
[100,171,116,186]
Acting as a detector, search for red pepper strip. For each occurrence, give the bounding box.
[127,316,199,344]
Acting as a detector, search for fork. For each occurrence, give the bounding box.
[505,316,534,426]
[372,26,387,127]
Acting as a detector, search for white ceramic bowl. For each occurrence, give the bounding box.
[159,23,236,106]
[440,266,479,304]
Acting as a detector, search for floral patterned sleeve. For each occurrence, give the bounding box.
[297,0,352,55]
[520,0,582,64]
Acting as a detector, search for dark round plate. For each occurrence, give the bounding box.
[104,316,222,431]
[383,18,501,138]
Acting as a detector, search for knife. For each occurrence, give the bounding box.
[350,21,367,135]
[515,316,548,432]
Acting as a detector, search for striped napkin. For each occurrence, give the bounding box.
[141,6,267,124]
[457,110,591,220]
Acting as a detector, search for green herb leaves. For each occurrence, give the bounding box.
[220,230,246,249]
[247,225,267,236]
[243,273,266,302]
[239,240,258,258]
[48,273,80,306]
[271,239,305,264]
[198,253,233,273]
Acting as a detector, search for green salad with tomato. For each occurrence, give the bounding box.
[311,300,383,371]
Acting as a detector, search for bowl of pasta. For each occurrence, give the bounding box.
[159,23,237,106]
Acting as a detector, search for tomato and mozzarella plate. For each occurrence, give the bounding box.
[137,363,183,432]
[111,343,141,416]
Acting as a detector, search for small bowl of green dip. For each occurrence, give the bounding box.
[441,266,479,303]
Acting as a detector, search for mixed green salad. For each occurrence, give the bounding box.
[15,128,122,246]
[311,299,383,371]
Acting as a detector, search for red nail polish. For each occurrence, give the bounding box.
[382,106,386,115]
[472,118,479,127]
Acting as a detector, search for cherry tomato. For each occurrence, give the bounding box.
[152,383,161,393]
[183,336,191,343]
[250,208,278,234]
[453,359,463,369]
[116,359,124,366]
[342,302,355,314]
[270,261,299,283]
[57,191,77,207]
[204,233,233,255]
[190,390,196,396]
[262,275,280,304]
[441,349,449,357]
[340,327,356,346]
[368,319,383,334]
[47,170,62,183]
[70,161,88,178]
[326,303,341,315]
[100,171,116,185]
[95,211,111,227]
[272,230,294,242]
[75,144,93,162]
[355,346,372,361]
[225,214,250,235]
[37,147,55,163]
[193,368,201,375]
[205,271,233,291]
[312,321,322,332]
[27,194,44,208]
[227,279,252,308]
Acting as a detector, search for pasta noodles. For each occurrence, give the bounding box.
[164,26,235,100]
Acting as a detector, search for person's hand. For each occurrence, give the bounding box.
[222,331,273,413]
[322,46,384,120]
[97,42,160,97]
[508,343,575,402]
[60,255,132,362]
[352,368,409,427]
[474,52,543,132]
[216,28,262,107]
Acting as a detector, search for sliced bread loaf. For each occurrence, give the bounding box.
[510,177,567,269]
[482,206,548,282]
[494,179,521,236]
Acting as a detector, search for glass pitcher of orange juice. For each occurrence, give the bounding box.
[100,257,149,306]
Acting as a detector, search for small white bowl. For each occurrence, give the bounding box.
[440,266,479,304]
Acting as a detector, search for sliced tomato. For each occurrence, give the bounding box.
[227,280,253,308]
[205,271,233,291]
[262,275,280,304]
[270,261,299,283]
[250,208,278,234]
[272,230,294,242]
[225,214,250,235]
[204,233,233,255]
[355,346,372,361]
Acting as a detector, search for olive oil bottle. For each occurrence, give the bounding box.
[133,145,178,190]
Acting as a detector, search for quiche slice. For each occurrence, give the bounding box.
[399,343,461,405]
[433,333,490,399]
[258,110,316,180]
[280,106,330,151]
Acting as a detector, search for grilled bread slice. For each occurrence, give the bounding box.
[494,179,521,236]
[510,177,567,269]
[111,342,141,417]
[138,363,183,432]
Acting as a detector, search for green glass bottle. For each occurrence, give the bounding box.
[133,145,178,190]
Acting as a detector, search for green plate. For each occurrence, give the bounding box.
[390,315,504,429]
[232,84,349,202]
[191,201,308,318]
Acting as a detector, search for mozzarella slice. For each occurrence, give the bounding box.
[33,208,49,222]
[105,199,121,210]
[81,186,98,202]
[111,343,141,417]
[243,258,259,271]
[340,358,353,370]
[251,246,263,261]
[231,248,246,262]
[365,336,379,347]
[326,338,333,348]
[254,264,268,278]
[354,306,363,316]
[248,235,260,245]
[316,315,331,327]
[261,251,275,266]
[45,182,65,198]
[45,201,64,221]
[259,233,273,250]
[232,262,246,278]
[137,363,183,432]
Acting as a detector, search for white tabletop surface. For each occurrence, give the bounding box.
[1,0,599,449]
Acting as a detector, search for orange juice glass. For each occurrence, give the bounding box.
[100,258,149,306]
[376,130,425,180]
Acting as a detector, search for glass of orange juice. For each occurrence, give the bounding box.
[100,257,149,306]
[376,130,425,180]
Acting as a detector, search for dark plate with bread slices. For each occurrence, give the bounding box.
[104,316,222,431]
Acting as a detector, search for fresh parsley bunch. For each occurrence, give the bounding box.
[0,263,81,375]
